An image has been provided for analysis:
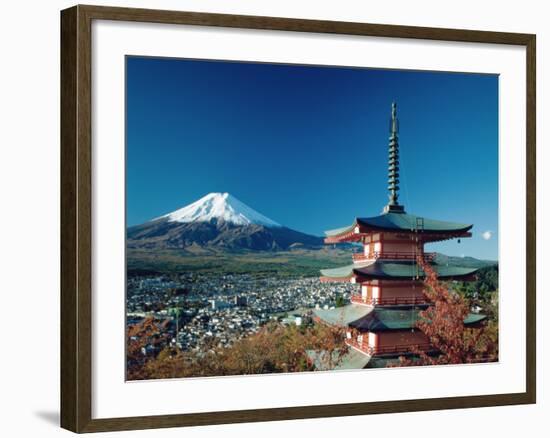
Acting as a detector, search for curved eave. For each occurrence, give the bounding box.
[313,304,373,327]
[320,265,354,278]
[357,213,473,234]
[324,221,362,244]
[324,223,357,237]
[320,263,479,282]
[464,313,488,325]
[354,263,479,281]
[350,309,487,332]
[324,213,474,244]
[306,348,371,370]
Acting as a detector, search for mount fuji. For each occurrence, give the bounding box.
[156,192,281,228]
[127,192,323,251]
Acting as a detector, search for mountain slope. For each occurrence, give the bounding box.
[127,193,323,251]
[156,192,281,227]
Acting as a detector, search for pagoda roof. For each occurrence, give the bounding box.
[306,348,371,370]
[349,307,486,331]
[314,304,486,332]
[313,304,372,327]
[325,212,472,241]
[320,260,478,281]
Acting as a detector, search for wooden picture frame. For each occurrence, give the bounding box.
[61,4,536,433]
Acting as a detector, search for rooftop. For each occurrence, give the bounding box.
[325,212,473,239]
[314,304,487,332]
[306,348,371,371]
[320,260,479,281]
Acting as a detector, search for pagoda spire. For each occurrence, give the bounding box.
[383,102,405,213]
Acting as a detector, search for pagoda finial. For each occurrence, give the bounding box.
[383,102,405,214]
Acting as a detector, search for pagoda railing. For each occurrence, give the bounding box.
[346,338,432,356]
[351,253,370,262]
[350,294,430,306]
[352,251,436,263]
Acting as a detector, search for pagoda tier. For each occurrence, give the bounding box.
[351,280,428,306]
[325,212,473,244]
[347,330,432,357]
[314,305,486,357]
[320,260,478,283]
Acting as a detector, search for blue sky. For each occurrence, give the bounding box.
[126,56,498,260]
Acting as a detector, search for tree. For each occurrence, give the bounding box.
[126,317,171,380]
[130,321,349,380]
[394,256,498,367]
[454,265,498,304]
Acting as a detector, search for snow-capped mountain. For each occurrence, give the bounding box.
[127,193,322,251]
[157,192,281,228]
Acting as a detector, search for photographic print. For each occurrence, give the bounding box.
[125,57,499,380]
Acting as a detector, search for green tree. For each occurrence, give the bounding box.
[335,294,346,308]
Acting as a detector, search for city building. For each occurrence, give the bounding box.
[315,102,486,366]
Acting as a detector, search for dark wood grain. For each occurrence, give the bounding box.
[525,34,536,404]
[60,5,78,432]
[61,5,94,431]
[79,4,534,45]
[60,4,537,433]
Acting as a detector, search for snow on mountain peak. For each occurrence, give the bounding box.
[157,192,282,227]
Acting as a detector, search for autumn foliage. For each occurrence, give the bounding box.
[127,321,348,380]
[126,317,174,380]
[394,256,498,367]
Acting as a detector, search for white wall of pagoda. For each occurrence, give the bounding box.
[355,231,430,262]
[363,243,370,256]
[368,332,378,350]
[353,280,426,306]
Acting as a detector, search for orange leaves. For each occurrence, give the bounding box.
[128,321,349,379]
[393,256,498,367]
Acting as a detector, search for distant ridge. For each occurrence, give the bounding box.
[434,253,497,268]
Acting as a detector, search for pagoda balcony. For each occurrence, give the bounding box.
[346,338,432,356]
[350,294,431,307]
[352,251,436,263]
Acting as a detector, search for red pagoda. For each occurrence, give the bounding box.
[314,102,486,368]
